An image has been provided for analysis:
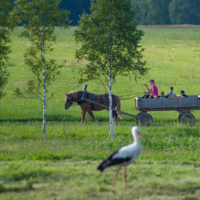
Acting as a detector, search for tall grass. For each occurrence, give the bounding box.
[1,122,200,162]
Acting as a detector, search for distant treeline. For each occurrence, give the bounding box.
[133,0,200,25]
[61,0,200,25]
[60,0,91,25]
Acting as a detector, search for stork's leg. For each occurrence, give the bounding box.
[124,166,127,188]
[112,167,121,187]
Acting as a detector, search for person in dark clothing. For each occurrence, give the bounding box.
[169,90,188,98]
[179,90,188,97]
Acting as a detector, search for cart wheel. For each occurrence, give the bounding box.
[180,113,195,125]
[136,113,142,125]
[138,113,153,127]
[178,114,182,123]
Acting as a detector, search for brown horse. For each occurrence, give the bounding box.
[65,91,122,125]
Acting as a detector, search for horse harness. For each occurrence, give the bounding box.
[89,93,105,110]
[76,84,105,110]
[91,93,95,110]
[77,92,105,110]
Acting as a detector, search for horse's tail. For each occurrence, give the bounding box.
[116,96,123,120]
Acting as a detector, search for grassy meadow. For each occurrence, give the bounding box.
[1,26,200,199]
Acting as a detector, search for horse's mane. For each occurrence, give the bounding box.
[68,90,83,100]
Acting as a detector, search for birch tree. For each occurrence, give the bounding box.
[12,0,71,139]
[75,0,147,139]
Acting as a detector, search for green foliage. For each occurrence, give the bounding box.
[0,0,14,28]
[75,0,147,84]
[0,0,14,99]
[12,0,71,99]
[0,64,9,98]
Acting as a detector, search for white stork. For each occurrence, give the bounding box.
[97,126,144,187]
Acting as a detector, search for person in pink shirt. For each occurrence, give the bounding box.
[144,79,158,99]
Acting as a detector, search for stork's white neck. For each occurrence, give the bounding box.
[132,132,141,145]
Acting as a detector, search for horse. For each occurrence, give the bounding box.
[65,91,122,125]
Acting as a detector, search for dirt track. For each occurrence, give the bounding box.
[139,25,200,29]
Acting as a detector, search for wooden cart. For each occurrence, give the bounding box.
[81,83,199,126]
[135,95,200,126]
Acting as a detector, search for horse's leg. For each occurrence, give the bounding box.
[113,110,118,125]
[78,110,86,126]
[115,112,118,125]
[80,110,86,125]
[88,110,99,125]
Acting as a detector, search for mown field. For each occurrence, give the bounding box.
[1,26,200,200]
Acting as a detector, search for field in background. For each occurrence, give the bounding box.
[1,26,200,124]
[1,26,200,199]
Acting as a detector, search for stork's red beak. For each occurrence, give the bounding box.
[137,131,145,140]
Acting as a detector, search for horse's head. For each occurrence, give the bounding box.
[65,93,73,110]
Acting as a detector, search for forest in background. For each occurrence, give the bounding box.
[61,0,200,25]
[59,0,91,25]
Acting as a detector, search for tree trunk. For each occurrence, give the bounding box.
[42,26,46,140]
[108,67,114,139]
[108,32,114,140]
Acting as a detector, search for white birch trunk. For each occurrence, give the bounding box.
[108,67,114,139]
[108,32,114,140]
[42,26,46,140]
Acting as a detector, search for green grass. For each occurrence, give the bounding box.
[1,160,200,200]
[1,26,200,199]
[1,123,200,162]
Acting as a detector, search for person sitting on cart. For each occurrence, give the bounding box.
[165,87,176,98]
[169,90,188,98]
[160,91,166,98]
[144,79,158,99]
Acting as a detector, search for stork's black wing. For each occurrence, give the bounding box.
[97,150,132,172]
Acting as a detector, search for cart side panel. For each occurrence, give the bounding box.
[163,98,177,108]
[178,97,197,107]
[135,95,200,111]
[141,98,162,108]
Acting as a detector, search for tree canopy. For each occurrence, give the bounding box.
[75,0,147,83]
[0,0,14,99]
